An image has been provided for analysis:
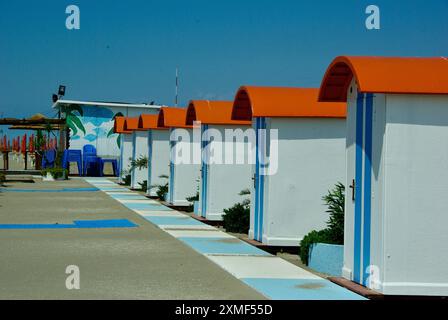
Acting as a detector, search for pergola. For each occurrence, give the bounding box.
[0,114,67,171]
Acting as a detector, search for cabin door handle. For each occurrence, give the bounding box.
[252,174,257,189]
[349,179,355,201]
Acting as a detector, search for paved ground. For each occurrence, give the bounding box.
[0,178,265,299]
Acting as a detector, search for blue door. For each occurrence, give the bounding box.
[353,92,373,286]
[253,117,266,242]
[200,125,209,217]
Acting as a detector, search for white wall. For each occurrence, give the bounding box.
[148,129,170,197]
[381,94,448,295]
[119,133,134,183]
[131,131,149,189]
[168,128,201,206]
[201,124,252,221]
[259,117,346,246]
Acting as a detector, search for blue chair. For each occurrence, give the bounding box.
[82,144,102,176]
[62,149,82,176]
[42,149,56,169]
[83,155,102,176]
[100,159,119,177]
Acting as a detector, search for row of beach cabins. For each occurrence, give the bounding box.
[107,56,447,297]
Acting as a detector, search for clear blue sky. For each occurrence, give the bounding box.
[0,0,447,123]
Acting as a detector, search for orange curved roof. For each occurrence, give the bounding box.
[157,107,192,129]
[232,86,346,120]
[319,56,448,102]
[139,114,167,130]
[186,100,251,126]
[114,117,132,134]
[124,117,140,131]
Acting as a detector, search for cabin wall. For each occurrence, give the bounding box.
[202,124,252,220]
[262,117,346,246]
[131,131,149,189]
[169,128,201,206]
[119,133,134,182]
[148,130,170,197]
[382,94,448,295]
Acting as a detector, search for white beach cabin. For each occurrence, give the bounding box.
[158,107,201,206]
[232,86,347,247]
[186,100,252,221]
[138,114,170,197]
[319,56,448,296]
[113,117,133,183]
[124,117,148,190]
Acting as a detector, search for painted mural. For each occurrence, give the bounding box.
[61,104,123,157]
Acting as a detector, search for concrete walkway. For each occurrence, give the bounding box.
[0,178,264,299]
[87,178,364,300]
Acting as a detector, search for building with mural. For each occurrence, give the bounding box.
[52,100,160,158]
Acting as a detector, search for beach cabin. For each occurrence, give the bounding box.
[158,107,201,206]
[138,114,170,197]
[124,117,148,190]
[113,116,133,183]
[319,56,448,296]
[232,86,346,246]
[186,100,252,221]
[53,100,159,159]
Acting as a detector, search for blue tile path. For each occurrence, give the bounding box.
[85,178,366,300]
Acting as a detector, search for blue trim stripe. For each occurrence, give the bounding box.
[258,117,266,242]
[254,117,266,242]
[254,118,261,241]
[131,132,137,187]
[242,278,366,300]
[353,93,364,283]
[147,130,153,191]
[178,237,271,256]
[362,93,373,285]
[169,129,175,203]
[201,124,209,217]
[0,219,137,229]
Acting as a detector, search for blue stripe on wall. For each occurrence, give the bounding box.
[147,130,153,191]
[201,124,209,217]
[353,93,365,284]
[131,132,137,187]
[254,118,260,241]
[362,93,373,286]
[258,117,266,242]
[169,128,175,203]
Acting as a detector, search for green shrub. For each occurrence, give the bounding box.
[129,156,148,171]
[123,174,131,186]
[299,182,345,265]
[222,189,251,233]
[149,175,169,200]
[138,180,148,192]
[185,191,199,212]
[41,168,68,180]
[222,202,250,233]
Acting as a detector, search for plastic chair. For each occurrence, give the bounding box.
[83,155,102,176]
[42,149,56,169]
[100,159,119,177]
[62,149,83,176]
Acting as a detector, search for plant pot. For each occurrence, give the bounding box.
[308,243,344,277]
[193,201,200,215]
